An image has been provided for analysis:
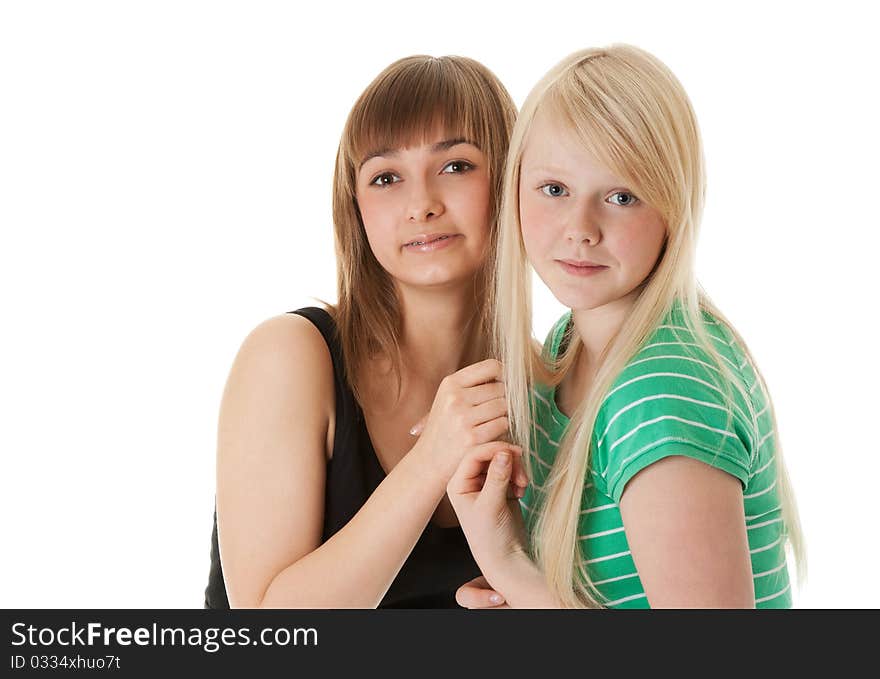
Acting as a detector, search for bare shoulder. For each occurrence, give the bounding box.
[233,312,333,384]
[216,311,336,607]
[219,311,336,460]
[227,314,333,403]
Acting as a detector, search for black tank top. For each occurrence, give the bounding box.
[204,306,481,608]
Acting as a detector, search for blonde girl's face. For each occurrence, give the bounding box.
[519,109,667,313]
[355,127,492,291]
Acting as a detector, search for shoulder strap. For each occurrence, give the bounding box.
[287,306,362,421]
[287,306,345,380]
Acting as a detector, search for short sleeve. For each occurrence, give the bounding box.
[594,353,752,505]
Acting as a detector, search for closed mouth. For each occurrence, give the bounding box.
[404,234,458,247]
[557,259,607,268]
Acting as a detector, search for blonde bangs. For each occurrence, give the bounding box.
[540,49,699,224]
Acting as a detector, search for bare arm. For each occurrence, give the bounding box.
[452,453,753,609]
[618,456,755,608]
[217,315,510,608]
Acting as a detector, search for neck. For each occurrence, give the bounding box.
[570,288,640,370]
[394,278,484,386]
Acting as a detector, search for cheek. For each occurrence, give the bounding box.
[447,175,492,236]
[357,195,395,252]
[519,196,552,257]
[614,217,666,273]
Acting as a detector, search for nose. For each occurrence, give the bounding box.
[565,201,602,245]
[406,179,444,223]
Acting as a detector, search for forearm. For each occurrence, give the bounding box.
[257,446,448,608]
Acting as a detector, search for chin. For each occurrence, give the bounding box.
[554,294,611,312]
[548,282,614,312]
[402,268,479,290]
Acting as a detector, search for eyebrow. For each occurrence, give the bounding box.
[522,165,573,176]
[358,137,480,171]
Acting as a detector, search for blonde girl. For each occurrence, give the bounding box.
[448,44,805,609]
[206,55,524,608]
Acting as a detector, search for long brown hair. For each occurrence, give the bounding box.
[331,55,516,403]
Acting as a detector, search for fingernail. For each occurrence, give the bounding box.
[497,452,510,467]
[489,594,504,604]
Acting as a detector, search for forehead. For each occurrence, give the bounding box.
[521,110,616,182]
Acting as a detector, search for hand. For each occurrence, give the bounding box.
[410,359,512,482]
[447,445,530,585]
[455,575,510,610]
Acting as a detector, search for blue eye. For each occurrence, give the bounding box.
[441,160,474,174]
[370,172,401,187]
[607,191,638,206]
[540,183,568,197]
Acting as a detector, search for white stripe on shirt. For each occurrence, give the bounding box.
[744,480,777,500]
[750,536,783,555]
[580,503,618,516]
[753,562,788,579]
[532,390,562,426]
[609,415,738,454]
[746,517,783,531]
[597,392,729,448]
[605,592,647,607]
[579,526,626,540]
[637,342,739,371]
[585,549,631,565]
[755,583,791,604]
[750,455,775,479]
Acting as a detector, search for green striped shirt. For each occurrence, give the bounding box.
[521,304,792,608]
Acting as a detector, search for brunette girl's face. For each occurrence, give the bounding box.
[519,108,667,312]
[355,126,491,291]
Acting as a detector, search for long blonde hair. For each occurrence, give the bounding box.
[492,45,805,608]
[331,55,516,403]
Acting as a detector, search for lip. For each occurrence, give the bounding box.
[403,233,456,246]
[559,258,606,267]
[402,233,462,252]
[556,258,609,277]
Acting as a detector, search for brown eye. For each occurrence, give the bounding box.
[441,160,474,174]
[370,172,400,187]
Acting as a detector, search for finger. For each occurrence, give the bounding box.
[459,474,524,498]
[471,415,510,445]
[467,397,508,427]
[462,380,505,406]
[448,442,522,494]
[408,413,429,437]
[455,578,506,609]
[511,453,529,489]
[456,473,487,494]
[451,441,521,484]
[447,359,503,388]
[476,451,514,511]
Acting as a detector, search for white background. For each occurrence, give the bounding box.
[1,1,877,608]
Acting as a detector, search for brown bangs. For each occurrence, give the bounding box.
[346,56,496,169]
